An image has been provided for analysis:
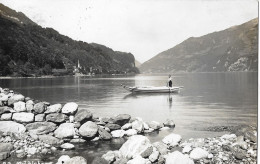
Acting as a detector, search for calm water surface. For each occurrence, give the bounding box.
[1,72,257,163]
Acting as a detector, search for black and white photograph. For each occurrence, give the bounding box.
[0,0,258,163]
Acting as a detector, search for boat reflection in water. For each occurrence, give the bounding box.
[123,92,178,110]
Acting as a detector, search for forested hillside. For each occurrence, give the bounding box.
[0,4,139,76]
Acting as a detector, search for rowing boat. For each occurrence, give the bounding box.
[122,84,183,93]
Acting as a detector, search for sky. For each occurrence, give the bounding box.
[1,0,258,63]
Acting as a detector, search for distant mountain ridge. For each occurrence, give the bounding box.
[0,3,139,76]
[140,18,258,73]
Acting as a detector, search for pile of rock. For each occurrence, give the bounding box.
[0,87,175,161]
[101,125,257,164]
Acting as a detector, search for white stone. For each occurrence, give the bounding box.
[127,155,150,164]
[14,101,26,112]
[189,147,209,160]
[26,100,34,112]
[62,102,78,114]
[125,129,137,136]
[148,121,162,130]
[0,95,8,101]
[57,155,71,164]
[143,122,149,130]
[121,123,132,130]
[69,115,74,123]
[45,104,62,114]
[102,151,116,163]
[182,145,192,153]
[132,120,144,133]
[1,113,12,121]
[0,121,26,133]
[207,154,213,159]
[160,127,170,130]
[220,134,237,140]
[165,151,194,164]
[162,133,182,147]
[111,130,125,138]
[27,147,37,155]
[119,135,152,159]
[149,148,159,162]
[60,143,75,150]
[91,137,99,141]
[12,112,34,123]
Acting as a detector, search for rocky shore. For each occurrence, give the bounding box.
[0,87,257,164]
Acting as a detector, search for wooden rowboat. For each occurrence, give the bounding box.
[121,84,183,93]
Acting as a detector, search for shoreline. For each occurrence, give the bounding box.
[0,87,257,163]
[0,71,257,79]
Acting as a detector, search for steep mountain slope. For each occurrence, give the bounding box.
[140,18,258,73]
[0,4,139,76]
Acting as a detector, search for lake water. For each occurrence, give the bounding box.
[0,72,257,163]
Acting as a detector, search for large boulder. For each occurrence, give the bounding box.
[38,135,63,145]
[64,156,88,164]
[45,104,62,114]
[162,133,182,147]
[0,121,26,133]
[74,110,92,123]
[79,121,98,138]
[98,127,112,140]
[119,135,152,159]
[127,155,150,164]
[26,122,57,134]
[12,112,34,123]
[8,94,25,106]
[54,123,75,139]
[131,120,144,133]
[189,148,209,160]
[231,145,247,160]
[165,151,194,164]
[13,101,26,112]
[46,113,68,123]
[33,102,46,114]
[62,102,78,115]
[105,123,121,131]
[113,114,131,126]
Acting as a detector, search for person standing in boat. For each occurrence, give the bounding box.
[168,75,172,87]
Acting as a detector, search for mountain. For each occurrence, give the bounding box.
[0,3,139,76]
[140,18,258,73]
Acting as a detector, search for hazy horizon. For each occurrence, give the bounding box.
[1,0,258,63]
